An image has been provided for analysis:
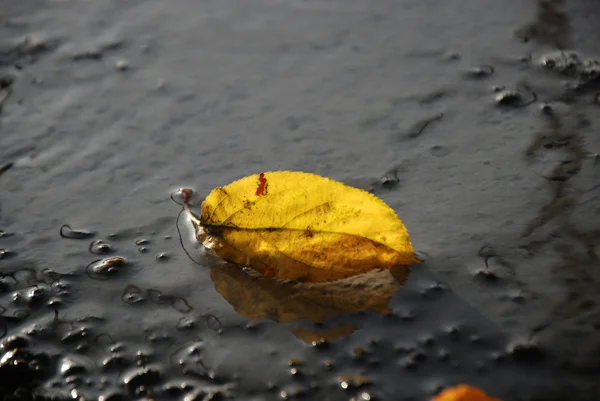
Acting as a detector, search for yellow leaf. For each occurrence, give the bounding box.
[185,171,419,282]
[432,385,501,401]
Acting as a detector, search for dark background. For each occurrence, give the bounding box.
[1,0,599,400]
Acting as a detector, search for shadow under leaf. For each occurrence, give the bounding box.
[210,264,410,325]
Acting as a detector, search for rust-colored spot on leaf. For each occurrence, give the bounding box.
[256,172,268,196]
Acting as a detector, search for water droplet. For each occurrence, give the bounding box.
[475,269,499,281]
[89,240,112,254]
[203,314,222,333]
[310,339,328,349]
[176,317,196,331]
[98,392,129,401]
[172,297,192,313]
[399,311,415,321]
[136,350,151,366]
[444,51,461,61]
[145,332,171,344]
[469,334,482,344]
[490,351,507,362]
[463,64,494,79]
[495,90,522,105]
[429,144,451,157]
[540,103,553,114]
[0,230,14,238]
[24,323,48,337]
[0,248,14,260]
[12,292,23,303]
[123,366,161,392]
[337,375,371,390]
[27,286,45,304]
[1,335,29,350]
[114,59,130,71]
[102,354,130,370]
[420,336,435,346]
[508,343,545,363]
[110,343,125,353]
[184,388,210,401]
[360,392,373,401]
[59,355,88,376]
[353,346,369,360]
[245,321,261,330]
[162,380,195,395]
[76,343,90,353]
[380,170,399,189]
[444,325,461,341]
[61,327,89,344]
[122,285,145,304]
[288,358,303,367]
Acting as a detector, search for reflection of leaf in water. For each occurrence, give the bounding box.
[210,264,409,324]
[292,325,358,343]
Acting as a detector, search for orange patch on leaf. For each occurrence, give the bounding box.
[256,172,268,196]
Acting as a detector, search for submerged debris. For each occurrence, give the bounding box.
[0,36,60,67]
[406,113,444,139]
[0,162,14,176]
[0,74,13,115]
[70,40,127,61]
[86,257,127,279]
[60,224,95,239]
[537,50,600,83]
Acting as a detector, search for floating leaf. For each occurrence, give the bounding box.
[432,385,501,401]
[183,171,419,282]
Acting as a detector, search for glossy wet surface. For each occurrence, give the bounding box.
[1,0,599,400]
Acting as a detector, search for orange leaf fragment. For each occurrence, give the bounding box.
[432,385,501,401]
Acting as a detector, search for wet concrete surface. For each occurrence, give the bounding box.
[1,0,600,399]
